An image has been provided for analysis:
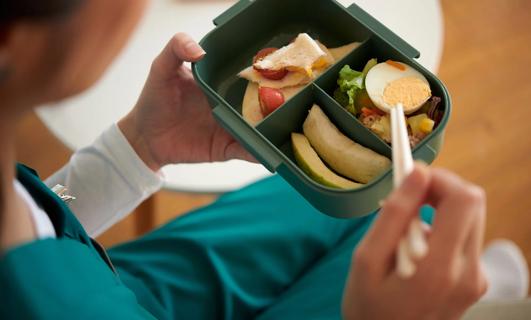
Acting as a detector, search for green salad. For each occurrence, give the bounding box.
[332,59,443,147]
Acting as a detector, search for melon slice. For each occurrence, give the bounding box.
[303,105,391,184]
[291,133,362,189]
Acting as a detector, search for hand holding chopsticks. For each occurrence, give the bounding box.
[343,162,488,319]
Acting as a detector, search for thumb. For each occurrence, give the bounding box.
[224,141,258,163]
[151,33,206,76]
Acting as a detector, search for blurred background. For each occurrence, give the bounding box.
[15,0,531,270]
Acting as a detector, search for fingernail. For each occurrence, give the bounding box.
[397,238,417,279]
[407,219,429,259]
[184,41,206,58]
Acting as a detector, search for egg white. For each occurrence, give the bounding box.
[365,62,430,113]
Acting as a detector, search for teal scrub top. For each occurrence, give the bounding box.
[0,165,156,319]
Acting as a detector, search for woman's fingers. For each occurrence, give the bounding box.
[396,238,418,278]
[462,183,487,260]
[446,213,487,315]
[423,169,485,267]
[358,163,430,277]
[453,180,488,307]
[409,168,487,312]
[151,33,205,78]
[358,165,486,282]
[407,218,429,259]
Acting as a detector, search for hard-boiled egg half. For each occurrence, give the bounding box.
[365,61,431,114]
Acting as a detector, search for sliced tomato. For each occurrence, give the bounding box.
[253,47,289,80]
[259,87,285,116]
[257,68,289,80]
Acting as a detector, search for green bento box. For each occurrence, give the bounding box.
[192,0,451,218]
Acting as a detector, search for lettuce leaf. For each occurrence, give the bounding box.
[334,60,378,116]
[333,87,349,108]
[338,65,364,91]
[336,65,363,115]
[345,87,358,115]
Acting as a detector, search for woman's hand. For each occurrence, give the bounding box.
[118,33,254,171]
[342,164,487,320]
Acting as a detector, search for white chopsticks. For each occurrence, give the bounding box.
[390,103,429,278]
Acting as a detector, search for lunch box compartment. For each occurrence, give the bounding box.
[255,84,393,217]
[193,0,373,117]
[318,36,448,115]
[315,35,450,154]
[192,0,451,217]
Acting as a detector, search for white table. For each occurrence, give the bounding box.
[37,0,443,193]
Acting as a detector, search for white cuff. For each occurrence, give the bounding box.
[99,123,164,196]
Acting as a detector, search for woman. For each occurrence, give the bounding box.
[0,1,490,319]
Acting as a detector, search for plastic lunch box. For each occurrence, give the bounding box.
[192,0,451,218]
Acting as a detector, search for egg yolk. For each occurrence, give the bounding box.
[383,77,431,111]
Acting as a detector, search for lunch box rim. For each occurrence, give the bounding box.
[191,0,452,197]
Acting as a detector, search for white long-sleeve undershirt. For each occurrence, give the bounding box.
[24,124,164,238]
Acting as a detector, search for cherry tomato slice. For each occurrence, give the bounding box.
[258,68,289,80]
[259,87,285,116]
[253,47,289,80]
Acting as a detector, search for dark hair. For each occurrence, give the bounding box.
[0,0,84,23]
